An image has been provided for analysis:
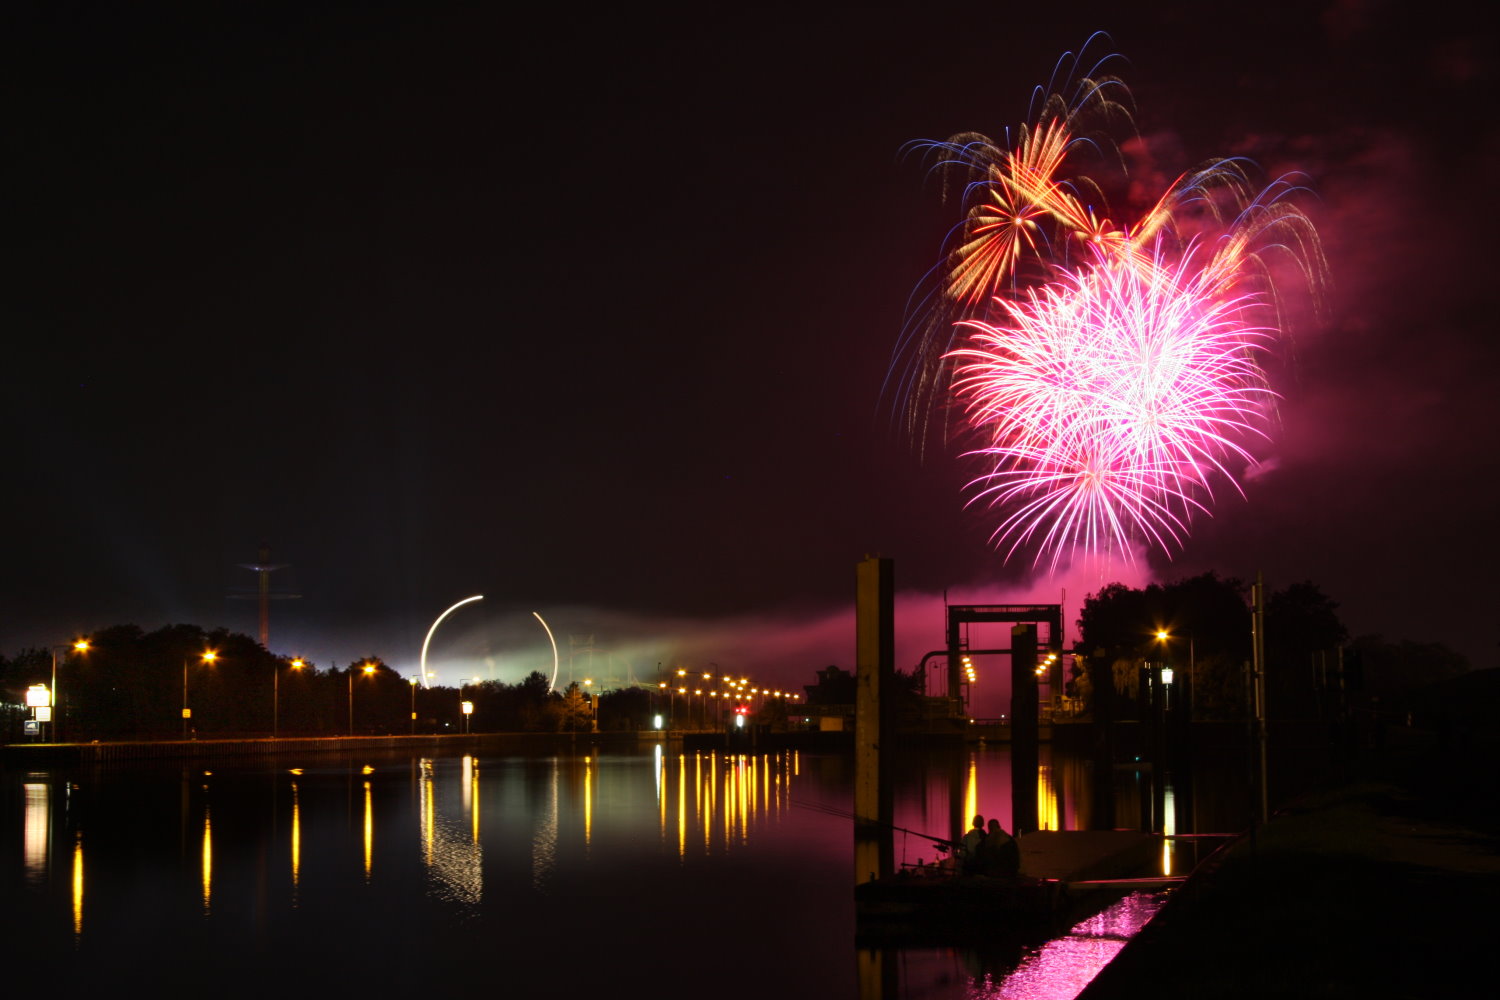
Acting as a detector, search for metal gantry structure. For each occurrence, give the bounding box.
[230,542,300,649]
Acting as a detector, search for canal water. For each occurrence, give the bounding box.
[2,743,1258,998]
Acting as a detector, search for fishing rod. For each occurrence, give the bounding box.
[792,798,960,851]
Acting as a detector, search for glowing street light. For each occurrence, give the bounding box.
[275,658,306,738]
[46,639,90,742]
[409,676,419,735]
[348,662,376,735]
[182,650,218,739]
[459,677,477,734]
[1154,629,1195,714]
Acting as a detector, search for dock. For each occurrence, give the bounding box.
[856,829,1172,946]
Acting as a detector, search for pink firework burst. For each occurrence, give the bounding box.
[949,245,1275,568]
[895,35,1324,565]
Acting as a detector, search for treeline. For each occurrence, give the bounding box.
[1072,573,1470,722]
[0,623,662,742]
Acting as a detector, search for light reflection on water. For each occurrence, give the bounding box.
[977,892,1166,1000]
[23,780,48,885]
[420,755,484,907]
[885,890,1168,1000]
[4,744,1209,998]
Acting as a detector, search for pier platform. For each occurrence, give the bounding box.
[1017,829,1160,885]
[856,829,1167,946]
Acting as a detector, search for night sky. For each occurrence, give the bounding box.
[6,2,1496,712]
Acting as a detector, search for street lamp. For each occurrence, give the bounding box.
[1155,630,1195,714]
[409,676,419,735]
[48,639,89,742]
[275,658,306,738]
[584,678,598,732]
[458,678,476,734]
[182,650,218,738]
[349,662,376,735]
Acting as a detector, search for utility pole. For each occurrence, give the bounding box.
[1251,572,1269,824]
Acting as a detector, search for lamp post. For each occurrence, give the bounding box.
[348,662,376,735]
[459,678,475,734]
[48,639,90,742]
[182,649,219,738]
[409,676,419,735]
[706,663,721,731]
[275,658,306,738]
[1155,630,1196,715]
[584,678,597,732]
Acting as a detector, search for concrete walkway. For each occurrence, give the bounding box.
[1079,734,1500,998]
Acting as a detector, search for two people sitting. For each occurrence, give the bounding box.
[960,814,1020,877]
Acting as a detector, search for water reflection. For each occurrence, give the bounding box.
[418,755,484,906]
[71,830,83,937]
[290,779,301,898]
[201,803,212,914]
[870,890,1169,1000]
[362,776,372,879]
[985,892,1167,999]
[23,780,47,884]
[530,756,558,890]
[3,743,1244,998]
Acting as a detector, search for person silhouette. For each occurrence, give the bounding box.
[977,818,1020,877]
[961,815,986,874]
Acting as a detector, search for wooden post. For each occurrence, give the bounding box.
[1090,650,1116,829]
[1010,623,1039,835]
[1252,572,1269,824]
[854,556,894,883]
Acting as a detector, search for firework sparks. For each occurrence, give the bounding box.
[894,34,1324,565]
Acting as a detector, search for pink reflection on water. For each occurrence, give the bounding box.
[973,891,1168,1000]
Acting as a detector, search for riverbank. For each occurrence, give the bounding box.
[0,727,853,765]
[1079,726,1500,998]
[1,731,633,765]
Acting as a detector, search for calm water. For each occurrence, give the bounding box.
[2,743,1252,998]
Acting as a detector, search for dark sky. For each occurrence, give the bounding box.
[5,2,1496,709]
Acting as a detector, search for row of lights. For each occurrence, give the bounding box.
[658,668,801,703]
[1033,650,1059,678]
[655,669,802,730]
